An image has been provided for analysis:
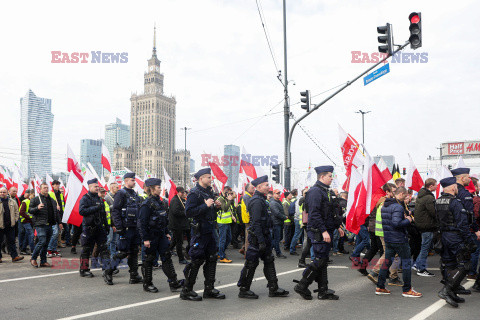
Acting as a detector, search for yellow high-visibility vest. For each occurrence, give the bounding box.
[20,199,32,223]
[375,203,384,237]
[49,191,65,211]
[104,201,111,225]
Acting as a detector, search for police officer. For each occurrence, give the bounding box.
[180,168,225,301]
[138,178,183,293]
[436,177,477,308]
[107,172,143,285]
[78,178,111,283]
[237,175,289,299]
[294,166,342,300]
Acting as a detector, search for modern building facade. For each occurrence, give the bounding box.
[20,89,54,178]
[105,118,130,157]
[80,139,103,175]
[223,144,240,187]
[114,27,188,181]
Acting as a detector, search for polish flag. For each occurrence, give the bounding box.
[46,173,54,192]
[434,165,453,198]
[11,167,27,196]
[33,174,43,196]
[0,166,13,189]
[455,156,476,193]
[345,148,388,234]
[239,147,266,181]
[209,162,228,189]
[338,125,365,191]
[406,155,424,192]
[101,143,112,173]
[377,157,393,182]
[87,162,105,189]
[58,178,66,194]
[67,144,84,183]
[163,167,177,205]
[63,173,87,226]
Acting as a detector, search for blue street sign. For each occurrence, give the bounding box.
[363,63,390,86]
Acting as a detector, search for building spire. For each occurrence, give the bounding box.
[152,23,157,57]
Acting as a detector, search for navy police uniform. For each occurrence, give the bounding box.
[237,175,289,299]
[436,177,477,307]
[294,165,339,301]
[78,178,111,281]
[108,172,143,284]
[180,168,225,301]
[138,178,182,293]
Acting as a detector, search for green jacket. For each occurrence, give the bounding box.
[413,188,437,232]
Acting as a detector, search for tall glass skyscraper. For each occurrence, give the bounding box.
[105,118,130,156]
[20,89,53,178]
[224,144,240,187]
[80,139,103,175]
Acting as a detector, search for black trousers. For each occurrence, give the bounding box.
[71,225,83,247]
[169,228,191,261]
[363,232,384,263]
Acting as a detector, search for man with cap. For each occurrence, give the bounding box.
[436,177,477,307]
[180,168,225,301]
[78,178,111,281]
[294,165,342,300]
[138,178,183,293]
[107,172,143,285]
[237,175,289,299]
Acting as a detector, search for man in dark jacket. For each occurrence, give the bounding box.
[29,183,62,268]
[269,189,287,259]
[168,187,190,264]
[413,178,437,277]
[376,187,422,297]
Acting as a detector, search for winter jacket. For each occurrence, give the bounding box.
[381,198,411,244]
[0,197,19,229]
[414,188,437,232]
[29,194,61,227]
[168,194,189,230]
[269,198,286,225]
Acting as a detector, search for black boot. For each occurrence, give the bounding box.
[438,286,458,308]
[316,265,338,300]
[128,254,142,284]
[238,260,259,299]
[79,269,94,278]
[143,262,158,293]
[293,263,318,300]
[473,276,480,292]
[454,285,471,295]
[203,256,225,299]
[162,257,182,292]
[103,269,113,285]
[264,256,288,297]
[180,260,203,301]
[79,257,94,277]
[358,259,370,276]
[298,259,307,268]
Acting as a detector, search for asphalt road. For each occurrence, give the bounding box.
[1,243,479,320]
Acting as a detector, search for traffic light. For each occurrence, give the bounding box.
[408,12,422,49]
[377,23,393,55]
[403,167,406,175]
[272,164,280,183]
[300,90,310,112]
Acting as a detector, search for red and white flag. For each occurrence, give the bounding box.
[239,147,265,181]
[345,149,388,234]
[101,143,112,173]
[209,162,228,190]
[163,167,177,205]
[45,173,54,192]
[406,155,424,192]
[63,173,87,226]
[0,166,13,189]
[377,157,393,182]
[67,144,84,183]
[11,167,27,196]
[33,174,43,196]
[338,125,365,191]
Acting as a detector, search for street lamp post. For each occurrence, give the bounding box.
[355,110,371,144]
[180,127,191,188]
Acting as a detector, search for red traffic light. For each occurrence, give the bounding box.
[409,12,420,24]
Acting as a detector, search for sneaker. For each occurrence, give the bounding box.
[417,270,435,277]
[219,258,232,263]
[276,254,287,259]
[388,277,404,287]
[367,272,379,285]
[47,250,53,258]
[375,288,391,295]
[402,288,422,298]
[411,265,418,272]
[53,251,62,257]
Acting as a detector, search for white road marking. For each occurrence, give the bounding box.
[56,268,304,320]
[408,282,474,320]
